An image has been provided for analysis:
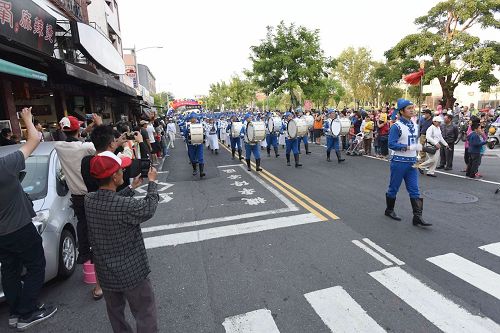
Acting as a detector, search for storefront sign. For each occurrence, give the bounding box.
[0,0,56,56]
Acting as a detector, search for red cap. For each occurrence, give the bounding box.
[59,116,81,132]
[90,151,132,179]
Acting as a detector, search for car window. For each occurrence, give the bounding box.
[22,155,50,201]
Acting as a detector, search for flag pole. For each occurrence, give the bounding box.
[418,61,425,119]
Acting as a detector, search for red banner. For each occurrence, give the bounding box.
[403,69,425,86]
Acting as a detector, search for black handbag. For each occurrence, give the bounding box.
[423,141,437,154]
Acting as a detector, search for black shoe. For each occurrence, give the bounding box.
[255,158,263,171]
[336,151,345,163]
[199,164,205,178]
[411,198,432,227]
[192,163,198,176]
[384,195,401,221]
[294,154,302,167]
[427,174,437,178]
[238,150,243,160]
[436,166,445,170]
[17,305,57,331]
[418,168,424,175]
[215,149,218,155]
[246,159,251,171]
[274,147,280,158]
[286,154,291,166]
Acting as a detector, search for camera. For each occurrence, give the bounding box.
[85,114,93,120]
[129,159,151,178]
[125,133,136,140]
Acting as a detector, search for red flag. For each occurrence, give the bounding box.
[403,69,425,85]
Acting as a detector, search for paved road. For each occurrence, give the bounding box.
[1,135,499,332]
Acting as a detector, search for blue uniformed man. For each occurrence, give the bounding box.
[323,109,345,163]
[240,113,263,171]
[282,112,302,167]
[265,112,280,158]
[227,115,243,160]
[182,113,206,178]
[385,98,431,227]
[296,107,311,155]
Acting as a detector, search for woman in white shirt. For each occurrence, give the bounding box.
[419,116,449,177]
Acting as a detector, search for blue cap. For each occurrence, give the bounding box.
[396,98,413,111]
[243,113,252,121]
[327,109,335,114]
[284,112,292,117]
[296,107,303,113]
[187,112,198,121]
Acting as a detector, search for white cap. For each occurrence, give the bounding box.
[432,116,442,122]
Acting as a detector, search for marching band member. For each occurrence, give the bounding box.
[296,108,311,155]
[265,112,280,158]
[219,116,228,146]
[282,112,302,167]
[227,115,243,160]
[323,110,345,163]
[240,113,263,171]
[385,98,431,227]
[206,117,219,154]
[182,113,206,178]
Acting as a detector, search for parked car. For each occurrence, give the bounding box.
[0,143,77,300]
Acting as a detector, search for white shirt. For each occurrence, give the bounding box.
[146,124,156,143]
[166,123,176,134]
[425,125,448,147]
[54,141,96,195]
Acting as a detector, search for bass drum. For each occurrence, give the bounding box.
[267,117,282,133]
[246,121,266,143]
[330,118,351,136]
[287,118,308,139]
[188,123,204,144]
[304,115,314,129]
[230,122,243,138]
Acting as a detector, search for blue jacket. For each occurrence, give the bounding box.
[468,132,487,154]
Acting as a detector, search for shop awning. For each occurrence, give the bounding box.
[0,59,48,81]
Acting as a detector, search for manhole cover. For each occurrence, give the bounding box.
[423,189,478,204]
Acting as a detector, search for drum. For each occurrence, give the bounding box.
[330,118,351,136]
[267,117,282,133]
[287,118,308,139]
[246,121,266,143]
[230,122,243,138]
[188,123,204,144]
[304,115,314,129]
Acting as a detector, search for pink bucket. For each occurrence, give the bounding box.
[83,261,96,284]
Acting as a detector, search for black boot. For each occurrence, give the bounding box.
[256,158,262,171]
[305,143,311,155]
[327,151,331,162]
[294,154,302,167]
[246,159,251,171]
[274,147,280,158]
[410,198,432,226]
[267,147,271,157]
[336,151,345,163]
[231,148,236,160]
[199,163,206,178]
[238,149,243,160]
[385,195,401,221]
[192,163,198,176]
[215,149,218,155]
[286,154,291,166]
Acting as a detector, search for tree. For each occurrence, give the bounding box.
[207,81,229,110]
[384,0,500,108]
[249,21,327,108]
[153,91,175,107]
[310,77,346,109]
[227,75,256,109]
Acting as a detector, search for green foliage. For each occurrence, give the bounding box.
[335,47,373,105]
[153,91,175,107]
[309,77,346,108]
[206,75,256,110]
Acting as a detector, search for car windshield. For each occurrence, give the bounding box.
[22,155,50,201]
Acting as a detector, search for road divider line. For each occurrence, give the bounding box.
[427,253,500,300]
[223,309,280,333]
[217,164,243,168]
[305,286,386,333]
[370,266,500,332]
[145,213,322,248]
[479,242,500,258]
[352,240,393,266]
[362,238,405,266]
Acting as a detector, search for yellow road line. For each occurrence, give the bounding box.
[218,141,338,221]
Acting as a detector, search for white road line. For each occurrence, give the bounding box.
[305,286,386,333]
[479,242,500,258]
[217,164,244,168]
[362,238,405,266]
[352,240,393,266]
[370,266,500,333]
[427,253,500,300]
[145,213,321,248]
[223,309,280,333]
[142,208,295,233]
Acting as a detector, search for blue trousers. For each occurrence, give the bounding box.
[326,136,340,152]
[245,143,260,160]
[285,138,299,155]
[266,134,278,149]
[386,161,420,199]
[230,137,241,150]
[297,136,308,152]
[187,144,204,164]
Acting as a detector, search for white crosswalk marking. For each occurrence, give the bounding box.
[361,238,405,265]
[427,253,500,300]
[479,242,500,258]
[370,266,500,333]
[305,286,386,333]
[223,309,280,333]
[352,240,393,266]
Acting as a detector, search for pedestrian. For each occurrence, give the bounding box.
[0,107,57,330]
[166,119,176,149]
[417,109,433,163]
[384,98,431,227]
[461,116,480,173]
[313,112,323,145]
[418,117,449,177]
[377,107,390,158]
[437,114,458,170]
[363,114,374,156]
[466,123,487,178]
[85,152,159,333]
[0,128,17,146]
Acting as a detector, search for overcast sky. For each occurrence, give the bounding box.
[118,0,499,98]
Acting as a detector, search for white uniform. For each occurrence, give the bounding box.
[206,122,219,150]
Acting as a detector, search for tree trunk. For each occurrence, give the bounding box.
[438,78,456,109]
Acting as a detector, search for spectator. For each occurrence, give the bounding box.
[363,115,374,156]
[140,120,157,164]
[313,112,324,145]
[418,109,433,163]
[0,128,16,146]
[418,116,449,177]
[33,120,44,142]
[377,108,390,158]
[0,107,57,330]
[466,123,487,178]
[462,116,480,173]
[85,152,159,333]
[166,119,177,149]
[437,114,459,170]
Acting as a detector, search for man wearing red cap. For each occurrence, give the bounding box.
[85,151,159,332]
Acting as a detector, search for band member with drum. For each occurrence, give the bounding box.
[282,112,302,167]
[240,113,263,171]
[323,110,346,163]
[385,99,431,227]
[265,112,280,158]
[206,117,219,154]
[182,113,206,178]
[296,108,311,155]
[227,115,243,160]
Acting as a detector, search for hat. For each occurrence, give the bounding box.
[140,120,149,125]
[432,116,442,122]
[243,113,252,121]
[423,109,432,115]
[59,116,80,132]
[396,98,413,111]
[90,151,132,179]
[284,112,292,117]
[327,109,335,114]
[296,107,304,113]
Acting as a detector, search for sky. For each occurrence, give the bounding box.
[118,0,499,98]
